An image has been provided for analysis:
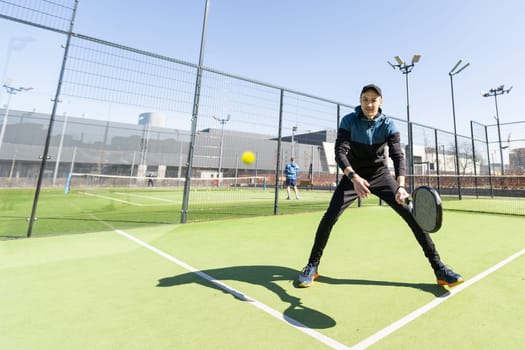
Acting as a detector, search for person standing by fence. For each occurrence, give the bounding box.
[285,157,300,200]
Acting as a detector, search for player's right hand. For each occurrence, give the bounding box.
[351,175,371,199]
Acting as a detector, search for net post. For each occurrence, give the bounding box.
[64,172,73,194]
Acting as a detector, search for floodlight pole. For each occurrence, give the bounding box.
[1,37,35,90]
[449,60,470,199]
[0,84,33,154]
[439,144,446,172]
[213,114,230,178]
[482,85,512,175]
[291,125,298,158]
[388,54,421,192]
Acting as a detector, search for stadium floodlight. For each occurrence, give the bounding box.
[482,84,512,175]
[448,59,470,200]
[450,60,462,74]
[0,84,33,154]
[387,54,422,192]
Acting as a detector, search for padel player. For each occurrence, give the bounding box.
[297,84,463,288]
[285,157,300,200]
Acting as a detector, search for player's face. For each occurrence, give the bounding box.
[360,91,382,120]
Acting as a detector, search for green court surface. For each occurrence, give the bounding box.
[2,206,525,349]
[0,187,337,237]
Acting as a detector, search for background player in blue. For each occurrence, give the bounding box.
[285,157,300,200]
[297,84,463,288]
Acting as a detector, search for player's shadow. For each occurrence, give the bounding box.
[157,265,447,329]
[158,265,335,329]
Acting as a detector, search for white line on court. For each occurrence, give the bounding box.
[81,192,145,206]
[114,229,352,350]
[115,227,525,349]
[350,247,525,350]
[114,192,179,203]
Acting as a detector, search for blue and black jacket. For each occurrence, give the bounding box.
[335,106,406,178]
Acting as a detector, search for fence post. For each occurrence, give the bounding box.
[273,89,284,215]
[485,125,494,198]
[180,0,210,224]
[336,104,341,184]
[434,129,441,192]
[27,0,80,238]
[470,121,479,198]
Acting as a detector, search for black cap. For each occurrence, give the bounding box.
[361,84,382,97]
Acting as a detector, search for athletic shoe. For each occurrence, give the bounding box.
[297,263,319,288]
[296,196,300,200]
[435,266,464,287]
[286,196,291,200]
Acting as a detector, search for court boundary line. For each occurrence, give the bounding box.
[114,229,352,350]
[80,192,145,206]
[114,192,179,203]
[349,247,525,350]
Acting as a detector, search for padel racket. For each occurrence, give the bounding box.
[405,186,443,233]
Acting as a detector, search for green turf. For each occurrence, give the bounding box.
[2,207,524,349]
[442,195,525,216]
[0,187,377,238]
[2,187,524,239]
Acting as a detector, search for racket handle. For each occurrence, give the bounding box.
[404,197,413,212]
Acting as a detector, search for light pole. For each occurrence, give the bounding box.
[213,114,230,178]
[291,125,298,159]
[1,37,35,88]
[388,54,421,192]
[482,85,512,175]
[53,112,68,186]
[438,144,446,172]
[176,132,184,179]
[0,84,33,153]
[449,60,470,199]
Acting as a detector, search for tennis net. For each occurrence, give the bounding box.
[65,173,268,192]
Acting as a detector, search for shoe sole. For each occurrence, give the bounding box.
[437,277,464,287]
[298,273,319,288]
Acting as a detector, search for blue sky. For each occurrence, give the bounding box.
[1,0,524,136]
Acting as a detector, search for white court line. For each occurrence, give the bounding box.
[114,229,352,350]
[81,192,145,206]
[115,228,525,349]
[114,192,179,203]
[350,247,525,350]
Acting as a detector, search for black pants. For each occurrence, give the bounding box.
[307,167,443,271]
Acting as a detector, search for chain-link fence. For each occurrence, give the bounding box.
[1,0,524,237]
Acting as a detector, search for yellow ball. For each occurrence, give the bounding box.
[241,151,256,165]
